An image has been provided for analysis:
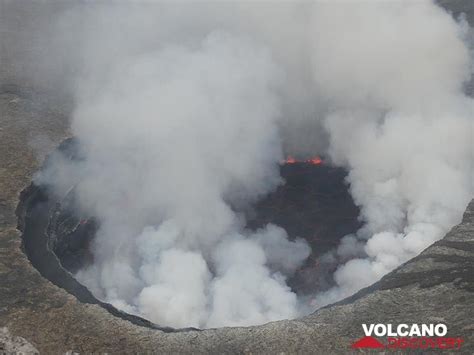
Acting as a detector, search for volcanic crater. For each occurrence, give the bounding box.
[17,137,361,329]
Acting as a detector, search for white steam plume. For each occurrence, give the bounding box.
[308,0,473,306]
[69,32,310,328]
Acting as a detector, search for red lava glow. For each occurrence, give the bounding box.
[284,156,323,165]
[286,156,297,164]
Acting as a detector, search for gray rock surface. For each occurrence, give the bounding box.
[0,1,473,353]
[0,327,39,355]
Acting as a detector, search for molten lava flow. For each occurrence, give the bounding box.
[284,156,323,165]
[307,157,322,165]
[286,156,297,164]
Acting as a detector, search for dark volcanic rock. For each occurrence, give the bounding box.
[249,163,361,293]
[250,162,360,254]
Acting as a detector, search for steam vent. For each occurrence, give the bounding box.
[1,0,474,353]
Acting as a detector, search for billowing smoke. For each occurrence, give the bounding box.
[30,0,473,327]
[307,0,473,306]
[65,31,311,328]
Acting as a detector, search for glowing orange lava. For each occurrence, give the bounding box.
[307,157,323,165]
[284,156,323,165]
[286,156,297,164]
